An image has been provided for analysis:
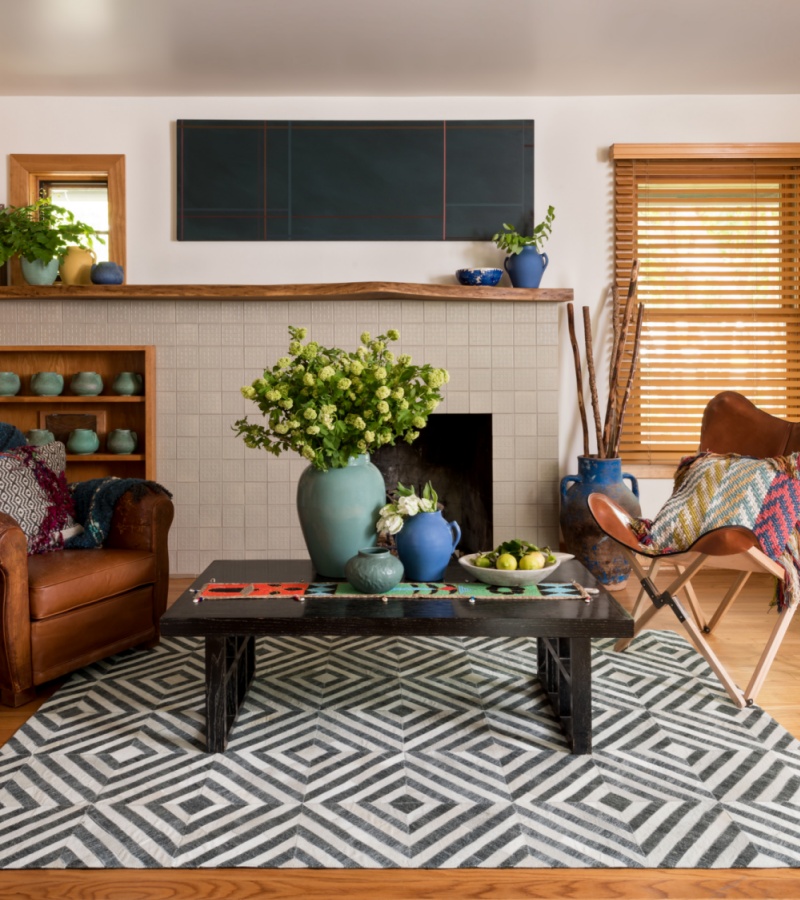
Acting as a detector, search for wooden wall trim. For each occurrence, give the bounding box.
[610,142,800,159]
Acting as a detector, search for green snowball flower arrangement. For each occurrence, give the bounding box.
[234,326,450,471]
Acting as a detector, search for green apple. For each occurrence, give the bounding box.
[475,555,492,568]
[496,553,518,571]
[519,551,546,570]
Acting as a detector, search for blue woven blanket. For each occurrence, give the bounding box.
[65,478,172,549]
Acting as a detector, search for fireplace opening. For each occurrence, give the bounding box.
[372,413,493,554]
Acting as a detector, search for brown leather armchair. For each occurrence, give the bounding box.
[0,489,174,707]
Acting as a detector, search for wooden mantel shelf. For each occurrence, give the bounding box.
[0,282,573,303]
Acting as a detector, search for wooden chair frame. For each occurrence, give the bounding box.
[588,391,800,708]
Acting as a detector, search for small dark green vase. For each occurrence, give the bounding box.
[345,547,404,594]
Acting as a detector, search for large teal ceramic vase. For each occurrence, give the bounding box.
[560,456,640,590]
[394,510,461,582]
[296,454,386,577]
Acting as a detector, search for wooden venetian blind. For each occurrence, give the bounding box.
[612,144,800,464]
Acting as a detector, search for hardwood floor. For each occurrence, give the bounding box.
[2,571,799,899]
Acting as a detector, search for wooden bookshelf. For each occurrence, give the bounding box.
[0,346,155,480]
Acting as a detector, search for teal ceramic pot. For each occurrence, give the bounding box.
[560,456,641,590]
[70,371,104,396]
[112,371,143,395]
[25,429,55,447]
[345,547,404,594]
[30,372,64,396]
[66,429,100,455]
[106,429,137,454]
[0,372,21,396]
[296,454,386,577]
[394,510,461,582]
[21,257,59,285]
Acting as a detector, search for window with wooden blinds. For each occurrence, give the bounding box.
[611,145,800,465]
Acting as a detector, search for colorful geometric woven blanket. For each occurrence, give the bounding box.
[630,452,800,609]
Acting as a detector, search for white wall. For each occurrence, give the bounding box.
[3,93,800,514]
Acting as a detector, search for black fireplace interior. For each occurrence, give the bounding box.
[372,414,493,554]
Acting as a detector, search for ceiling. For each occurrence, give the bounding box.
[2,0,799,98]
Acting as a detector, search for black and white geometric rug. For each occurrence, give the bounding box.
[1,631,799,869]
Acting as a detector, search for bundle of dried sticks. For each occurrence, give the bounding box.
[567,260,643,459]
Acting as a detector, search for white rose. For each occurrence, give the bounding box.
[396,494,420,516]
[377,514,404,535]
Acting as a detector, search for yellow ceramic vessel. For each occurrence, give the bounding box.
[59,247,96,285]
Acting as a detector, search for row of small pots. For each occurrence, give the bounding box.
[27,428,138,455]
[0,371,143,397]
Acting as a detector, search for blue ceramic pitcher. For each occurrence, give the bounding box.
[395,510,461,582]
[504,246,548,288]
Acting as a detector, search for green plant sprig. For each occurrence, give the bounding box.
[492,205,555,255]
[0,198,104,266]
[234,327,450,471]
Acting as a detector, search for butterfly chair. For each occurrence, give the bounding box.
[588,391,800,708]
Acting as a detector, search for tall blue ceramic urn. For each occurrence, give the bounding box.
[560,456,640,590]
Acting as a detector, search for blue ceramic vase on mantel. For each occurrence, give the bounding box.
[296,453,386,578]
[504,247,549,288]
[394,510,461,582]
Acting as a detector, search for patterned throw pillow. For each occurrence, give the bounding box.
[0,442,82,554]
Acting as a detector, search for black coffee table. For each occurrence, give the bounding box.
[160,558,632,755]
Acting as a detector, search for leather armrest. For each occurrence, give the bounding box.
[0,511,34,698]
[105,491,175,554]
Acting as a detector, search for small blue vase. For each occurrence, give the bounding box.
[296,454,386,577]
[90,262,124,285]
[345,547,404,594]
[394,510,461,582]
[504,246,549,288]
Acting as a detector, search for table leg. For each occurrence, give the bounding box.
[205,634,256,753]
[537,635,592,754]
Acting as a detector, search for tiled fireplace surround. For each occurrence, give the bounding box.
[0,296,560,575]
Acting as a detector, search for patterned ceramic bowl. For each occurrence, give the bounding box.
[455,268,503,286]
[458,551,574,586]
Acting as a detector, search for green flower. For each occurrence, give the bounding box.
[233,326,448,471]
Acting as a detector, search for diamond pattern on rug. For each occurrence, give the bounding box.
[1,630,800,869]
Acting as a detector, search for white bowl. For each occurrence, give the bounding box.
[457,551,574,587]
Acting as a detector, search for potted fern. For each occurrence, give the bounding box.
[492,205,555,288]
[0,199,102,285]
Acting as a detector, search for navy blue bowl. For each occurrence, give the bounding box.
[456,267,503,286]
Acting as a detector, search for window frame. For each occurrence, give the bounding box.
[611,143,800,477]
[8,154,126,285]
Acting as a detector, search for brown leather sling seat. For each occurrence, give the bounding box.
[588,391,800,707]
